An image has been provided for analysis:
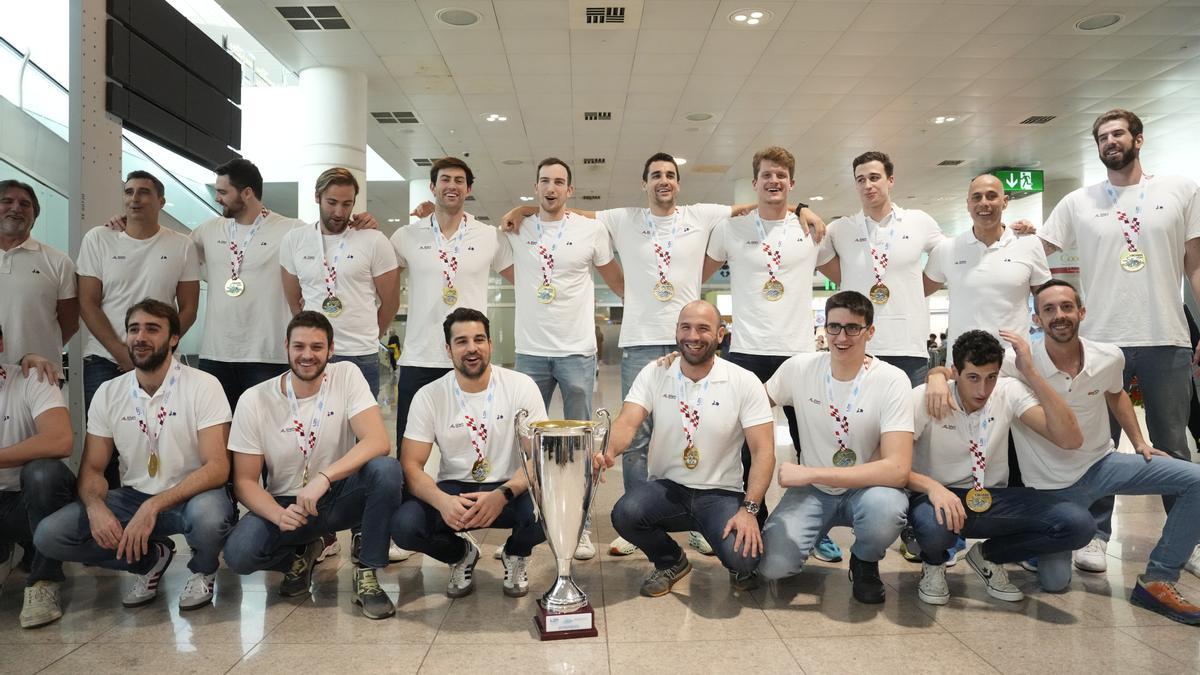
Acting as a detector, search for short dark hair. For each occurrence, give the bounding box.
[642,153,679,182]
[1033,278,1083,308]
[825,290,874,326]
[1092,109,1143,142]
[125,170,165,198]
[430,156,475,187]
[0,179,40,218]
[952,330,1005,372]
[215,158,264,200]
[852,151,894,178]
[536,157,572,186]
[125,298,180,338]
[443,307,490,345]
[286,310,334,345]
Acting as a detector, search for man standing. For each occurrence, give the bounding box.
[392,308,548,599]
[758,291,913,604]
[822,151,944,387]
[223,311,402,619]
[281,168,400,398]
[597,301,774,595]
[34,300,235,612]
[0,180,78,370]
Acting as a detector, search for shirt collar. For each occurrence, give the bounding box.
[1,236,41,253]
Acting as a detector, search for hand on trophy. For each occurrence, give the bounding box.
[460,490,506,529]
[723,510,763,558]
[438,493,477,531]
[592,448,616,480]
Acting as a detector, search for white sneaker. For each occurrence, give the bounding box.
[1184,544,1200,579]
[966,542,1024,602]
[917,563,950,606]
[122,541,175,607]
[1073,537,1108,573]
[688,531,715,556]
[315,533,340,564]
[501,548,530,597]
[574,529,597,560]
[492,545,504,560]
[20,580,63,628]
[447,535,480,598]
[178,572,216,610]
[608,536,638,556]
[388,542,413,563]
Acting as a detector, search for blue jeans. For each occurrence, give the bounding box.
[34,486,235,575]
[908,487,1094,568]
[223,456,402,572]
[0,459,76,584]
[514,353,595,421]
[332,353,381,398]
[619,345,674,490]
[1038,452,1200,588]
[611,479,758,574]
[83,356,124,488]
[198,359,288,410]
[759,485,907,580]
[394,366,451,457]
[390,480,545,562]
[876,355,928,389]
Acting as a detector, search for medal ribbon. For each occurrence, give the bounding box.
[0,366,9,414]
[753,213,795,284]
[452,374,496,464]
[675,369,710,450]
[129,359,183,467]
[1104,176,1149,253]
[227,209,268,281]
[533,214,569,288]
[286,372,330,481]
[860,213,896,286]
[317,224,349,300]
[431,213,467,290]
[963,387,992,491]
[824,357,871,453]
[649,210,679,285]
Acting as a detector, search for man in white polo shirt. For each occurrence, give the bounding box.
[34,299,235,612]
[281,168,400,398]
[0,179,78,370]
[758,291,913,604]
[906,329,1091,607]
[0,323,76,629]
[223,311,402,619]
[822,151,945,387]
[598,301,774,596]
[393,308,548,599]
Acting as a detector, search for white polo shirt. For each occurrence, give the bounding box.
[279,225,399,357]
[625,357,774,492]
[76,226,201,361]
[707,213,834,355]
[0,237,77,364]
[911,379,1039,490]
[192,212,305,364]
[498,214,614,357]
[391,214,505,368]
[1002,338,1125,490]
[228,361,378,497]
[1040,175,1200,348]
[825,206,944,358]
[766,353,914,495]
[596,204,728,347]
[0,364,68,491]
[86,361,231,495]
[405,366,547,483]
[924,226,1050,364]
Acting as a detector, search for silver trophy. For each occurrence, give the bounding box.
[516,409,610,640]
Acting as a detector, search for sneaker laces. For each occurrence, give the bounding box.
[356,568,384,596]
[182,573,214,597]
[505,554,528,584]
[449,545,477,587]
[1083,539,1105,555]
[287,550,312,579]
[987,561,1013,587]
[26,581,58,604]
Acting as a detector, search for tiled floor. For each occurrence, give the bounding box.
[2,365,1199,673]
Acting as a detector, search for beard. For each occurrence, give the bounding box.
[289,356,328,382]
[677,338,719,366]
[1043,319,1079,344]
[129,340,172,371]
[454,351,488,379]
[221,196,246,219]
[1099,144,1138,171]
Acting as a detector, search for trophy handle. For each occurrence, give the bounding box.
[515,408,532,462]
[591,408,612,488]
[515,409,542,522]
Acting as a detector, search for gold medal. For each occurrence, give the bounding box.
[535,284,557,304]
[762,279,785,302]
[224,277,245,297]
[321,296,344,317]
[470,458,491,482]
[147,454,159,477]
[653,281,675,302]
[301,464,310,487]
[832,447,857,468]
[682,445,700,470]
[442,285,459,305]
[1120,249,1146,272]
[869,283,890,304]
[965,487,993,513]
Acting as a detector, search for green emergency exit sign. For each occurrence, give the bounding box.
[994,169,1044,193]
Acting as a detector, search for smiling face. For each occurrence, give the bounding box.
[675,302,723,367]
[853,160,894,212]
[447,320,492,380]
[752,159,794,209]
[967,175,1009,229]
[535,163,573,215]
[214,174,250,220]
[825,307,874,360]
[1033,285,1086,345]
[432,166,471,211]
[1095,119,1142,171]
[0,186,36,239]
[123,178,165,222]
[125,310,178,372]
[287,326,331,383]
[643,160,680,210]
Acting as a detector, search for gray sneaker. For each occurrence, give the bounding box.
[279,539,323,597]
[966,542,1024,602]
[20,580,63,629]
[447,537,481,598]
[352,567,395,619]
[640,553,692,597]
[730,569,759,591]
[917,563,950,606]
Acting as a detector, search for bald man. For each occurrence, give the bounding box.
[596,301,775,596]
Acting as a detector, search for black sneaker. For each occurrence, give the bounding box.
[640,553,692,597]
[730,569,760,591]
[848,553,885,604]
[352,567,395,619]
[279,539,323,597]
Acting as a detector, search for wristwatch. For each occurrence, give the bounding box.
[500,485,516,502]
[793,202,810,216]
[742,499,761,515]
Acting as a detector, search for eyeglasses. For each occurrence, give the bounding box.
[825,323,867,336]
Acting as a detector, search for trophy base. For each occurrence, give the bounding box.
[534,603,598,641]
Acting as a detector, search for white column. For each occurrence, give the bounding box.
[297,67,368,222]
[408,178,434,224]
[1042,178,1083,286]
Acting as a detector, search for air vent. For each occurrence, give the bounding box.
[477,216,491,222]
[937,160,965,166]
[586,6,626,23]
[275,5,350,30]
[583,112,612,121]
[371,111,420,124]
[582,157,606,165]
[411,158,436,167]
[580,195,602,201]
[466,195,476,201]
[1019,115,1056,125]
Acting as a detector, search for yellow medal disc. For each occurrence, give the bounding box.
[965,487,993,513]
[535,284,557,304]
[147,454,160,477]
[762,279,785,302]
[682,446,700,470]
[471,458,492,482]
[1120,249,1146,272]
[869,283,890,304]
[442,286,459,305]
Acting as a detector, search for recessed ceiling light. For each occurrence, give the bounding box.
[809,196,824,201]
[734,14,748,22]
[685,112,713,122]
[1075,13,1122,31]
[931,115,960,125]
[674,157,687,165]
[729,9,772,26]
[501,159,524,166]
[436,8,481,27]
[750,11,763,19]
[746,18,759,25]
[482,113,508,122]
[519,196,534,202]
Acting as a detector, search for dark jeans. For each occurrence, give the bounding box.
[876,355,929,389]
[198,359,288,411]
[223,456,403,572]
[390,480,545,562]
[611,479,758,575]
[0,459,76,585]
[83,355,124,488]
[908,487,1094,568]
[394,366,452,457]
[725,351,797,527]
[332,353,381,398]
[34,486,236,575]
